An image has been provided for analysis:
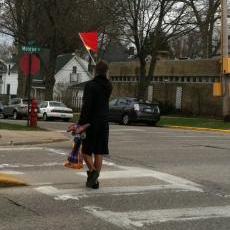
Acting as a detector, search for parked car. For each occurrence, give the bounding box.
[38,101,73,121]
[3,98,29,119]
[0,101,4,118]
[109,97,160,125]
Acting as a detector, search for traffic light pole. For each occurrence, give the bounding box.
[221,0,230,121]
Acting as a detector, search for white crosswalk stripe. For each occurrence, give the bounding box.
[84,205,230,229]
[35,163,203,202]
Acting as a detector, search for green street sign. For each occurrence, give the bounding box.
[22,46,41,53]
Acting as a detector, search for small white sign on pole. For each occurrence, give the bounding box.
[175,86,182,110]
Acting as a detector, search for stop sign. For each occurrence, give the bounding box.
[20,54,40,77]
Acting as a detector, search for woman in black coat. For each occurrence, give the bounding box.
[78,60,112,189]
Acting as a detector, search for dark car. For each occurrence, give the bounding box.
[0,101,4,118]
[109,97,160,125]
[3,98,29,119]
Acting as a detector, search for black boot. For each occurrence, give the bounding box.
[86,170,99,188]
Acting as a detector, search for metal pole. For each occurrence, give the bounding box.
[27,54,32,126]
[221,0,230,121]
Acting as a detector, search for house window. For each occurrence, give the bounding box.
[7,84,10,95]
[72,66,77,74]
[8,65,11,75]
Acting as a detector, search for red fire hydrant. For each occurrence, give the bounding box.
[30,99,38,128]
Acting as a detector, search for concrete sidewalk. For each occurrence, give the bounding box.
[0,130,69,146]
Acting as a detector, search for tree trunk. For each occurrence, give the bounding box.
[44,50,57,100]
[137,58,147,99]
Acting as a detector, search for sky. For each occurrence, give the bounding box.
[0,33,13,45]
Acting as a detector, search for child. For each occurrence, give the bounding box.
[64,123,90,169]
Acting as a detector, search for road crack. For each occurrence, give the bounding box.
[4,197,42,216]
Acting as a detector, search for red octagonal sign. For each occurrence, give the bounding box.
[20,54,40,77]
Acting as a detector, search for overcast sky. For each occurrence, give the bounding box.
[0,33,13,45]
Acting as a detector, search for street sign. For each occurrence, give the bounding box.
[22,46,41,53]
[20,54,40,77]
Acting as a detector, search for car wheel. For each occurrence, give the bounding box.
[13,111,18,120]
[63,118,70,122]
[121,114,129,125]
[43,113,48,121]
[148,121,157,126]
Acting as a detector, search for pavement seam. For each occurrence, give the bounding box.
[0,138,69,146]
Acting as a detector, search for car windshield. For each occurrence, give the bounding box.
[22,99,29,104]
[49,102,66,107]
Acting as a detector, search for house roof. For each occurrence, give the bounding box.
[100,41,130,63]
[69,80,90,89]
[55,53,75,73]
[10,63,18,73]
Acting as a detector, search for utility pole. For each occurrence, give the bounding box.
[221,0,230,121]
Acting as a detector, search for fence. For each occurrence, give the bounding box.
[54,95,83,112]
[72,96,83,112]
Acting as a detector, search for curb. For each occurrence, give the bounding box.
[164,125,230,134]
[0,173,27,187]
[0,138,69,147]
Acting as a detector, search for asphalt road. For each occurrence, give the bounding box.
[1,120,230,229]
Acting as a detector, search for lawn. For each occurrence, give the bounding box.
[0,122,44,131]
[159,116,230,130]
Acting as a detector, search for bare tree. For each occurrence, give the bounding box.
[182,0,220,58]
[108,0,192,98]
[0,0,115,99]
[0,0,38,97]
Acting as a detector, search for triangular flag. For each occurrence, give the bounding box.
[79,32,98,53]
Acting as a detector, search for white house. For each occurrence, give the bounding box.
[0,59,18,97]
[53,53,92,99]
[0,53,91,104]
[53,53,92,110]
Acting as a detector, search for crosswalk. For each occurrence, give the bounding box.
[33,156,230,229]
[1,146,230,229]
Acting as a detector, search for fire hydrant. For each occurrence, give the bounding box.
[30,99,38,128]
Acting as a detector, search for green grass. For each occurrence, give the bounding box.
[158,116,230,130]
[71,113,80,123]
[0,122,44,131]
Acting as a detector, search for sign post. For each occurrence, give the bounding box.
[20,44,41,126]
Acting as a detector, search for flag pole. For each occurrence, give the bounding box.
[87,49,96,65]
[79,33,96,65]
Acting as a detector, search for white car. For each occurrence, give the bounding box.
[38,101,73,121]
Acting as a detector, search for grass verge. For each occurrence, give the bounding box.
[158,116,230,130]
[0,122,44,131]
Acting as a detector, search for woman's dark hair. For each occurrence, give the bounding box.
[95,60,108,76]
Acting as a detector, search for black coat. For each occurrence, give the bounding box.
[78,75,112,155]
